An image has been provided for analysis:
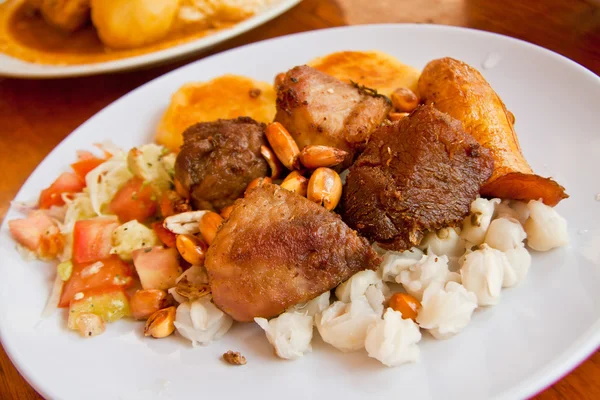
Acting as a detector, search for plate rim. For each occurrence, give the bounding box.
[0,0,301,79]
[1,23,599,400]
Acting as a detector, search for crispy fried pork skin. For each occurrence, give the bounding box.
[418,57,567,206]
[342,105,494,251]
[205,183,381,322]
[275,65,392,166]
[174,117,269,212]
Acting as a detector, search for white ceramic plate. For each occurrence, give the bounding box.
[0,0,300,79]
[1,24,599,400]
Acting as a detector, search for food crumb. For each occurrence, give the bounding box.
[249,88,261,98]
[327,88,334,94]
[223,350,247,365]
[595,193,600,201]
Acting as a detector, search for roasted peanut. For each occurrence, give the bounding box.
[75,313,105,338]
[265,122,300,170]
[299,145,348,169]
[223,350,247,365]
[164,210,208,235]
[391,87,419,112]
[174,177,189,199]
[280,171,308,197]
[388,112,410,121]
[176,234,207,266]
[388,293,422,321]
[307,168,342,211]
[159,190,190,218]
[245,176,272,196]
[260,145,283,179]
[130,289,168,320]
[199,212,223,245]
[175,276,211,301]
[144,306,176,338]
[220,205,234,219]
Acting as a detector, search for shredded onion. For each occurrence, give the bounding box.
[41,274,64,318]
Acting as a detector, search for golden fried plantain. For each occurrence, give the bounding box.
[155,75,276,151]
[308,51,421,97]
[418,57,567,206]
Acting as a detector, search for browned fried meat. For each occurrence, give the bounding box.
[341,105,494,251]
[275,65,392,166]
[174,117,269,212]
[205,183,382,322]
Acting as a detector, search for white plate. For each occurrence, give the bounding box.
[0,0,300,78]
[1,24,599,400]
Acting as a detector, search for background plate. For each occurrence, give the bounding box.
[1,24,599,400]
[0,0,300,79]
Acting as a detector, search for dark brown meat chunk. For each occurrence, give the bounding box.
[275,65,392,167]
[341,105,494,251]
[205,183,381,322]
[174,117,269,211]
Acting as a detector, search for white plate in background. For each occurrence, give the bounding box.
[0,0,300,79]
[0,24,599,400]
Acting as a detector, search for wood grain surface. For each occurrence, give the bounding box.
[1,0,599,398]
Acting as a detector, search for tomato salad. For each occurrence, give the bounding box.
[9,144,185,337]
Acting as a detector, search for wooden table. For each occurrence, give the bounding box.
[1,0,599,398]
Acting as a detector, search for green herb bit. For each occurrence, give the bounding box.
[349,80,392,106]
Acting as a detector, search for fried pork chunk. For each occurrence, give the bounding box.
[174,117,269,212]
[205,183,382,322]
[275,65,392,166]
[418,57,567,206]
[342,105,494,251]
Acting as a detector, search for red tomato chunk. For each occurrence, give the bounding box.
[39,172,85,209]
[73,218,119,264]
[109,178,157,223]
[60,256,133,308]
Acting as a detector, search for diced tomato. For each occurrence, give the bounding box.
[9,210,56,250]
[8,210,65,258]
[67,286,131,329]
[109,178,157,223]
[132,246,181,290]
[71,156,105,181]
[152,221,176,248]
[60,256,133,308]
[39,172,85,209]
[73,218,119,264]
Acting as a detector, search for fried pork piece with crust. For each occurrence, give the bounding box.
[275,65,392,166]
[342,105,494,251]
[174,117,269,212]
[205,183,382,322]
[418,57,567,206]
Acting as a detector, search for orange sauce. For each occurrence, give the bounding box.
[0,1,234,65]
